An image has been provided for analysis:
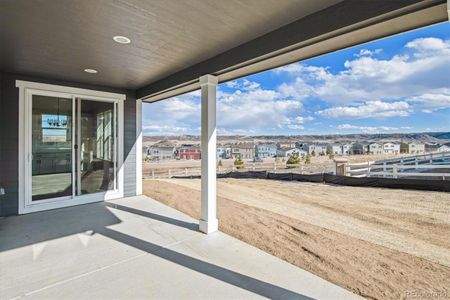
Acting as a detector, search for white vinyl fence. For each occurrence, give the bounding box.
[344,151,450,179]
[144,162,332,179]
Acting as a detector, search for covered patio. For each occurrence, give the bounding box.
[0,195,359,299]
[0,0,449,298]
[1,0,447,228]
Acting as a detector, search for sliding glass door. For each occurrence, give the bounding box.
[78,99,116,195]
[28,94,118,204]
[31,95,74,201]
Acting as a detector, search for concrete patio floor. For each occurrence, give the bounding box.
[0,196,360,300]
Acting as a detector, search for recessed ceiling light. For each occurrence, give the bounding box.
[84,68,98,74]
[113,35,131,44]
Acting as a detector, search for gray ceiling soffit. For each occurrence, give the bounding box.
[137,0,446,100]
[0,0,340,91]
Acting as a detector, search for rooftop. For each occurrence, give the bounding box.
[152,139,176,148]
[237,143,256,149]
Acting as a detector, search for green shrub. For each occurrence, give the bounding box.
[234,158,244,169]
[286,152,301,168]
[304,154,311,164]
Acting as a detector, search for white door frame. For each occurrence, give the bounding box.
[16,80,126,214]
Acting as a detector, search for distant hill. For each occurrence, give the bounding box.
[429,132,450,140]
[143,132,450,145]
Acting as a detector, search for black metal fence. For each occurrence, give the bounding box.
[173,171,449,192]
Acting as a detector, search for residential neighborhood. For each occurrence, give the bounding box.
[145,138,446,161]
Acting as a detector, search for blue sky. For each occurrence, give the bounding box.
[143,22,450,136]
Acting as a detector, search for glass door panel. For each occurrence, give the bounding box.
[78,100,115,195]
[32,95,73,201]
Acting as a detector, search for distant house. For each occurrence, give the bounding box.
[437,144,450,152]
[297,149,307,157]
[277,142,296,149]
[179,145,201,160]
[327,144,342,155]
[317,145,327,155]
[295,142,304,149]
[383,142,400,154]
[230,145,240,159]
[425,143,440,153]
[277,147,305,158]
[303,144,326,155]
[255,143,277,158]
[400,142,425,154]
[341,143,352,155]
[216,146,230,159]
[368,142,383,155]
[237,143,255,159]
[400,143,408,154]
[409,143,425,154]
[147,139,176,160]
[351,142,368,155]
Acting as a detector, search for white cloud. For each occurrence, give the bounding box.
[225,80,238,88]
[273,63,303,74]
[217,87,302,131]
[242,79,260,91]
[316,101,411,119]
[143,36,450,135]
[405,37,450,57]
[278,77,315,100]
[224,79,261,91]
[275,37,450,109]
[336,124,400,133]
[142,91,201,135]
[287,124,304,130]
[295,116,315,123]
[142,125,190,135]
[143,83,304,135]
[408,90,450,113]
[354,48,382,57]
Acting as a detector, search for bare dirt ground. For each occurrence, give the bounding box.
[143,178,450,300]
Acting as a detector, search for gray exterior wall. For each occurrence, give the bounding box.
[123,96,137,197]
[0,72,137,217]
[0,73,19,217]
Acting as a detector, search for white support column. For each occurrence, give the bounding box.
[136,99,143,195]
[447,0,450,20]
[199,74,218,234]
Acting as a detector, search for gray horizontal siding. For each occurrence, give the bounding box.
[0,74,19,216]
[123,94,137,197]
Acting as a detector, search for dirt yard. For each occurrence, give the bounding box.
[143,178,450,300]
